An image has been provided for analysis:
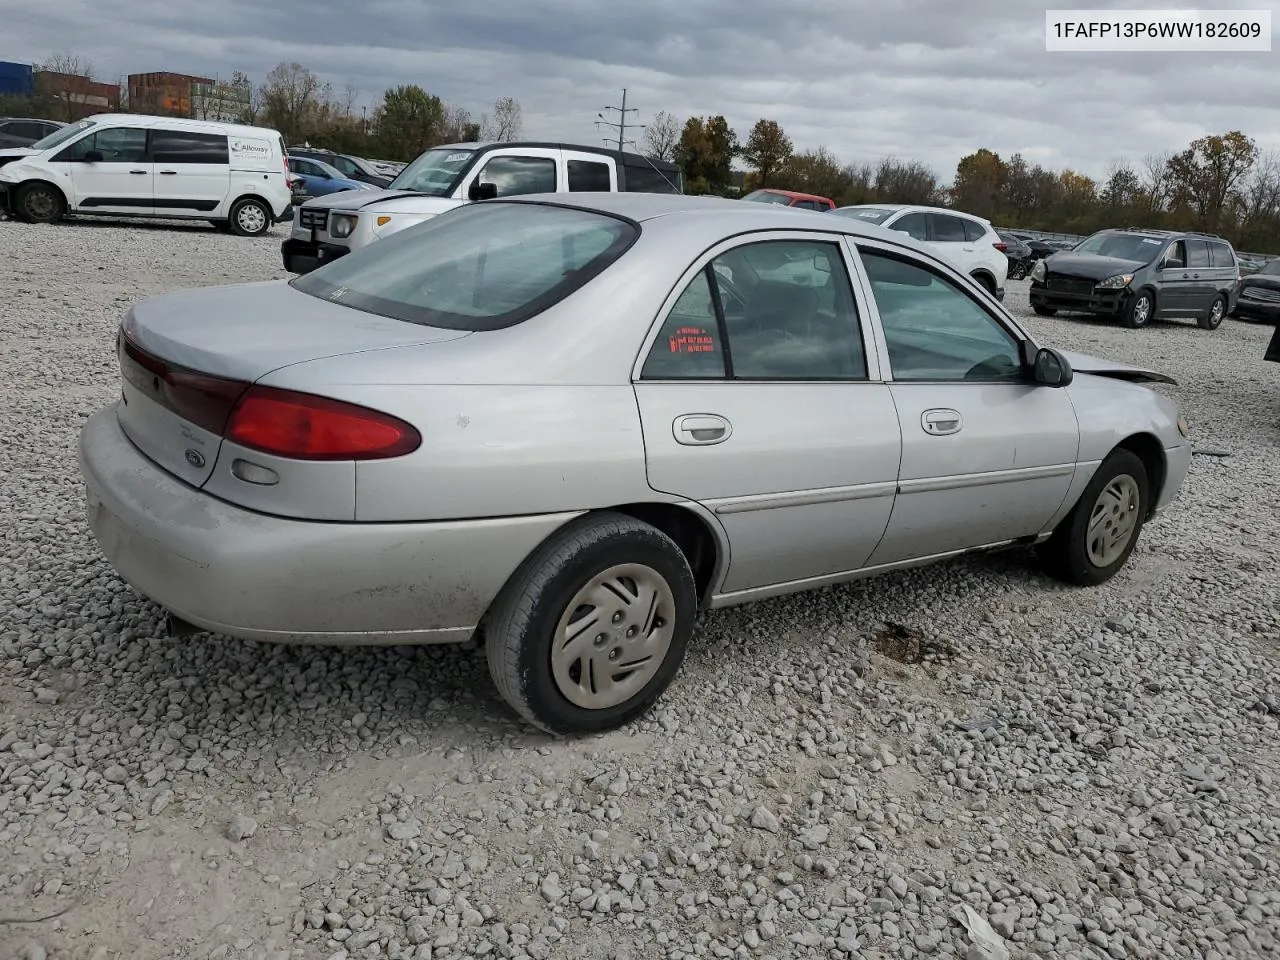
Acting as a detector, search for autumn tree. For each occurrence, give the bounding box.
[36,51,96,122]
[375,85,448,161]
[1166,131,1259,232]
[261,62,330,143]
[951,148,1005,219]
[484,96,523,141]
[783,147,845,199]
[742,119,792,189]
[874,158,939,205]
[677,116,736,194]
[444,106,482,142]
[642,110,680,162]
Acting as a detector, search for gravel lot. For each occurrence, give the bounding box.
[1,218,1278,960]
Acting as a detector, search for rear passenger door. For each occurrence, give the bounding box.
[562,151,617,192]
[925,213,975,268]
[633,232,902,596]
[149,129,231,216]
[1181,238,1216,312]
[460,148,560,199]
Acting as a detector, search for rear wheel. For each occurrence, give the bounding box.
[484,512,697,735]
[1122,290,1154,328]
[1032,304,1057,317]
[14,182,65,224]
[1037,448,1149,586]
[228,198,270,237]
[971,272,996,295]
[1199,294,1226,330]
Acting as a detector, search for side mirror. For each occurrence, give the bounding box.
[469,181,499,201]
[1032,346,1073,387]
[83,150,104,163]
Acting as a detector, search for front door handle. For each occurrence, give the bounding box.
[921,408,962,436]
[159,170,177,175]
[673,414,732,446]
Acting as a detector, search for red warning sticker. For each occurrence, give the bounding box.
[669,326,716,353]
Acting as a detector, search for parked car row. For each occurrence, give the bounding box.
[0,116,65,148]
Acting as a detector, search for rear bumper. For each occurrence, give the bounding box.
[274,203,294,224]
[78,405,580,645]
[281,237,349,274]
[1030,282,1125,315]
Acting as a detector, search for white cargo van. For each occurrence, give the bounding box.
[0,113,293,235]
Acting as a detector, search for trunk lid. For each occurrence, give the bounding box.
[117,279,469,487]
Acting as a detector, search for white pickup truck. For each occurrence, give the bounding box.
[281,140,684,274]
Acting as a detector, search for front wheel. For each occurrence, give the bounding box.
[485,512,697,735]
[228,198,271,237]
[1199,294,1226,330]
[14,182,65,224]
[1037,448,1150,586]
[1122,290,1154,328]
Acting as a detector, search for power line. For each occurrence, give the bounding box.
[595,87,643,153]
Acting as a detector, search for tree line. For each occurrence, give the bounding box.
[4,53,1278,252]
[645,113,1280,253]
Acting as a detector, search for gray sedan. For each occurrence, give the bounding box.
[79,194,1192,735]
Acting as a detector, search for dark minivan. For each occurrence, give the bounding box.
[1030,228,1238,330]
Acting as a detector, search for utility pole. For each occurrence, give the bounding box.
[596,88,643,152]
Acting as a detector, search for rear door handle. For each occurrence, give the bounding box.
[921,408,962,436]
[160,170,177,175]
[673,414,732,445]
[129,170,147,175]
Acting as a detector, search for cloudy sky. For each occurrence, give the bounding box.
[3,0,1278,180]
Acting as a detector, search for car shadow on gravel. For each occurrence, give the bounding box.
[3,216,286,235]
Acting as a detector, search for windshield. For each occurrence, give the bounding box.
[1259,260,1280,276]
[389,147,476,196]
[31,119,94,152]
[1073,232,1164,263]
[291,202,638,331]
[831,207,896,224]
[742,190,793,205]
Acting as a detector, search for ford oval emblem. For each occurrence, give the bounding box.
[184,449,206,468]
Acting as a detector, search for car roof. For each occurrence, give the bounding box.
[82,113,281,139]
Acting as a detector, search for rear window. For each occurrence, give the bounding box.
[292,202,638,331]
[1209,241,1236,268]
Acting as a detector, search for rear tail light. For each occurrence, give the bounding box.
[226,386,421,461]
[120,332,420,461]
[993,242,1008,252]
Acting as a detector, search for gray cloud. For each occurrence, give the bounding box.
[4,0,1278,180]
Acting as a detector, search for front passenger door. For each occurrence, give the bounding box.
[853,243,1079,566]
[56,126,153,214]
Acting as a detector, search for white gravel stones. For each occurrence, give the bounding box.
[2,220,1279,958]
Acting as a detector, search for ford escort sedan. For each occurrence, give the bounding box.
[79,194,1192,735]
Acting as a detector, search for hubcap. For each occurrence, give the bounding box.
[1210,300,1224,325]
[237,203,266,233]
[1087,474,1141,567]
[551,563,676,710]
[26,189,54,219]
[1134,297,1151,324]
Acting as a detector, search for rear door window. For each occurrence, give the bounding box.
[150,130,229,164]
[929,214,968,242]
[1209,241,1236,269]
[567,159,612,192]
[962,219,989,242]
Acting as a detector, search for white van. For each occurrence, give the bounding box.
[0,113,293,236]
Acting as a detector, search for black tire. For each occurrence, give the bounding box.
[1037,448,1150,586]
[971,272,996,295]
[1032,304,1057,317]
[228,197,271,237]
[485,511,697,736]
[1198,294,1227,330]
[14,182,65,224]
[1122,289,1155,328]
[1009,262,1027,281]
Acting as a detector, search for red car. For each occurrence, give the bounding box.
[741,188,835,211]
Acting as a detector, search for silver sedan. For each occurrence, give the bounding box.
[79,193,1192,735]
